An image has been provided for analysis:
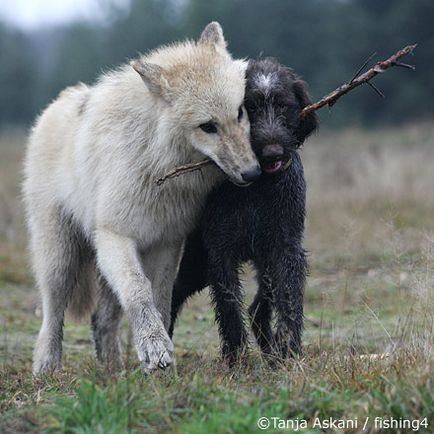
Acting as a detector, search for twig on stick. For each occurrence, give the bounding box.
[156,44,416,185]
[349,51,377,84]
[367,81,385,98]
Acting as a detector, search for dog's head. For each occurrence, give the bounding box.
[132,22,260,186]
[245,57,318,174]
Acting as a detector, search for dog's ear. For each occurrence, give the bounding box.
[198,22,226,49]
[245,58,255,75]
[131,60,172,101]
[293,80,318,143]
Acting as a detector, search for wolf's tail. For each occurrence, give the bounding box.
[67,261,98,321]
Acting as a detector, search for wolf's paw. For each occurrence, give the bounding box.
[33,353,61,375]
[134,314,174,374]
[33,336,62,375]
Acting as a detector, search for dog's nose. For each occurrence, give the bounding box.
[262,144,284,158]
[241,165,262,182]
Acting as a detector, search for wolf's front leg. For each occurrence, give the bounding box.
[139,241,183,332]
[94,229,173,374]
[272,246,307,359]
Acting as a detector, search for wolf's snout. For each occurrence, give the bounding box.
[241,165,262,183]
[262,144,284,159]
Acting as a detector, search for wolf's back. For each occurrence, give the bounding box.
[25,83,90,183]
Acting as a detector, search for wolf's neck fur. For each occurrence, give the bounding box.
[72,67,223,240]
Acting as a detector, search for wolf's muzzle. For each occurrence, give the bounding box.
[241,164,262,183]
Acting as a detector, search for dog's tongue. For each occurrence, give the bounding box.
[262,160,283,174]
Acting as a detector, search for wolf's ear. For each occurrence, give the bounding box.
[293,80,318,143]
[131,60,171,99]
[233,59,248,77]
[198,22,226,49]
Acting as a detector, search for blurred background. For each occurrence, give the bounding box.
[0,1,433,294]
[0,0,433,128]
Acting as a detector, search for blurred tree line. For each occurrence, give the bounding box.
[0,0,432,127]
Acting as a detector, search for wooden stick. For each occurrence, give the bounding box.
[300,44,416,119]
[156,44,416,185]
[156,159,213,185]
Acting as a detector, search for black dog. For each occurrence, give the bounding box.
[169,57,318,365]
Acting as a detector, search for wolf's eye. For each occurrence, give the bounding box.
[238,106,244,122]
[199,121,217,134]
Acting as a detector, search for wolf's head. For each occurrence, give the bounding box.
[132,22,260,186]
[244,57,318,174]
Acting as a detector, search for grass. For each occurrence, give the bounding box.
[1,123,434,433]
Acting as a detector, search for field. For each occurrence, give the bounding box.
[1,123,434,433]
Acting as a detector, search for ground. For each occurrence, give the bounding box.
[1,124,433,433]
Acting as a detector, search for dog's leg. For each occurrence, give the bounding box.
[94,229,173,373]
[248,263,274,356]
[169,229,208,338]
[208,253,247,366]
[272,246,307,358]
[31,207,86,374]
[91,276,123,371]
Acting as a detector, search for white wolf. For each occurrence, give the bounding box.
[23,22,260,374]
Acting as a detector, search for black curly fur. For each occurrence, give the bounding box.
[169,57,318,366]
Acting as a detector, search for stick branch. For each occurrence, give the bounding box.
[156,44,416,185]
[156,159,213,185]
[300,44,416,119]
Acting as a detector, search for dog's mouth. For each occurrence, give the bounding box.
[262,160,283,174]
[261,157,291,174]
[257,143,292,175]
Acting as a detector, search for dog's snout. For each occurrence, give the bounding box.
[262,144,284,158]
[241,165,262,182]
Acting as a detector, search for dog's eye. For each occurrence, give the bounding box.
[238,106,244,122]
[199,121,217,134]
[245,102,257,114]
